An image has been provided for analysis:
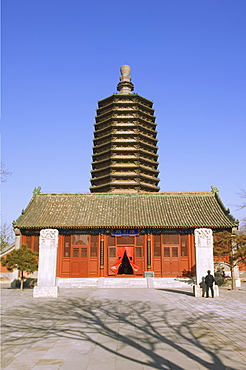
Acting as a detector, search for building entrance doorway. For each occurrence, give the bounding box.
[110,246,140,275]
[162,245,179,276]
[118,251,133,274]
[71,246,88,277]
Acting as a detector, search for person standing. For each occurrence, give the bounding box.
[205,270,215,298]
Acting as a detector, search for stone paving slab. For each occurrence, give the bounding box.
[1,284,246,369]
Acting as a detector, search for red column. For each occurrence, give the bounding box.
[188,234,195,276]
[100,235,104,277]
[147,234,151,271]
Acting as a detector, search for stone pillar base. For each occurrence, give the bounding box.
[97,277,104,288]
[33,286,58,298]
[235,279,241,288]
[146,277,154,288]
[193,285,203,297]
[214,285,219,297]
[193,284,219,297]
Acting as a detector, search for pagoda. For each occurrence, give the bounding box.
[90,65,160,193]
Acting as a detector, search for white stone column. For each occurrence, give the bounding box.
[234,265,241,287]
[15,236,21,250]
[33,229,59,298]
[231,227,241,288]
[193,228,219,297]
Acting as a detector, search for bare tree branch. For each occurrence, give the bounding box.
[1,163,11,182]
[236,189,246,209]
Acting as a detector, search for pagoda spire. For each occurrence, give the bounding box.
[117,65,134,94]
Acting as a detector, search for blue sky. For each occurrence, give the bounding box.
[1,0,246,229]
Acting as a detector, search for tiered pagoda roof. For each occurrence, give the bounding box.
[90,65,160,193]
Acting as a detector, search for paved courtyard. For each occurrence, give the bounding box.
[1,283,246,370]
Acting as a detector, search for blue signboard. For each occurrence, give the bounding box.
[112,229,138,236]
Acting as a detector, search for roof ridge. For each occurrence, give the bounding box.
[38,191,213,196]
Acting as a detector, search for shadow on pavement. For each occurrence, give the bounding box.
[157,288,194,296]
[1,290,242,370]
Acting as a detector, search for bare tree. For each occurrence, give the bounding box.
[237,189,246,230]
[0,223,14,252]
[214,231,246,289]
[0,163,11,182]
[238,189,246,209]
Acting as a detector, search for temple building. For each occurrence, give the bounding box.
[13,66,237,281]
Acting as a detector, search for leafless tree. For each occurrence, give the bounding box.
[1,163,11,182]
[0,223,14,252]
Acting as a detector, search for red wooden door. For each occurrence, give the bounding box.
[71,246,88,277]
[135,246,144,275]
[162,245,179,277]
[135,235,144,275]
[108,246,117,275]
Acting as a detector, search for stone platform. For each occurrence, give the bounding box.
[56,277,194,289]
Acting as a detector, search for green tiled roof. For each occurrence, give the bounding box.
[15,192,237,230]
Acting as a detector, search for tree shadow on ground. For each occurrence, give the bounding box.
[1,292,243,370]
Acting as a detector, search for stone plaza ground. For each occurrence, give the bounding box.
[1,283,246,370]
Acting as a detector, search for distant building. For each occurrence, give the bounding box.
[14,66,237,279]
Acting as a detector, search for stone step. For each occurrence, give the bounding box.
[99,277,148,288]
[56,278,98,288]
[56,277,194,289]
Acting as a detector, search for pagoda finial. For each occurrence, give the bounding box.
[117,65,134,94]
[120,65,131,82]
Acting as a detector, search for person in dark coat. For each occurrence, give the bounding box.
[205,270,215,298]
